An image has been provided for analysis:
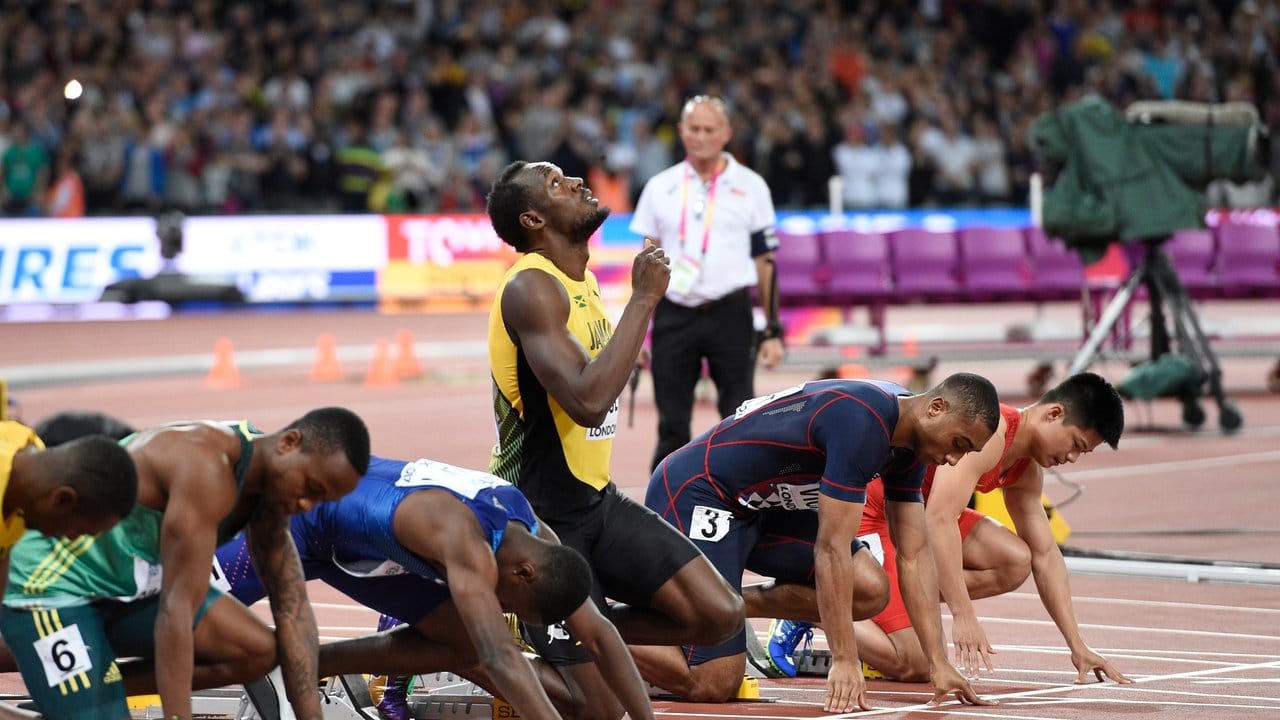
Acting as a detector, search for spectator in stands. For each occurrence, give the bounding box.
[630,116,672,207]
[1,119,49,217]
[971,115,1011,206]
[45,148,85,218]
[336,116,384,214]
[873,122,912,210]
[833,120,878,210]
[381,129,436,212]
[79,113,127,216]
[0,0,1272,216]
[920,111,977,206]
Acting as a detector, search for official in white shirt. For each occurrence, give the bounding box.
[631,95,784,472]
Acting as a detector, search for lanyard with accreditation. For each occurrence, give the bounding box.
[670,162,721,294]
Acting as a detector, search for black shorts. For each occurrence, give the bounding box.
[522,484,702,665]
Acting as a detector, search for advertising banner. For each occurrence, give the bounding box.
[178,215,386,302]
[379,215,518,310]
[0,218,159,304]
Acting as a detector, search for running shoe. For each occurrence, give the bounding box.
[766,619,814,678]
[375,672,412,720]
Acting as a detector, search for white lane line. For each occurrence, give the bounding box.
[819,659,1280,718]
[994,644,1280,660]
[990,646,1275,666]
[1061,449,1280,481]
[979,615,1280,642]
[1000,591,1280,615]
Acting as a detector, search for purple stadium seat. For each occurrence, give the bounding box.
[1215,222,1280,296]
[820,230,892,299]
[773,230,825,305]
[888,228,961,298]
[820,230,892,353]
[958,226,1034,297]
[1165,228,1218,296]
[1025,227,1085,298]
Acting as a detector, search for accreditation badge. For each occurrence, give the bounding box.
[669,252,702,294]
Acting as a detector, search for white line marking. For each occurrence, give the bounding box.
[818,659,1280,718]
[1000,591,1280,615]
[1062,449,1280,481]
[993,644,1280,660]
[979,615,1280,642]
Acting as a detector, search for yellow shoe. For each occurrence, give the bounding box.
[505,612,537,654]
[367,674,388,705]
[861,661,885,680]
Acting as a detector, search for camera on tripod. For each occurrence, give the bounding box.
[1030,96,1269,432]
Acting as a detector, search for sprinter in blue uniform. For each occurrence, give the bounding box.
[215,457,653,720]
[636,375,1001,713]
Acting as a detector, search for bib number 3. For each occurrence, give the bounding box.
[34,624,92,688]
[689,505,733,543]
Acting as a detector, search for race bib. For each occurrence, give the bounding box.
[397,459,508,498]
[332,555,419,580]
[585,399,619,441]
[34,624,92,688]
[209,559,231,592]
[734,383,806,419]
[858,532,886,566]
[130,557,164,600]
[689,505,733,543]
[669,253,702,294]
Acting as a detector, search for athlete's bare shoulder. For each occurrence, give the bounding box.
[127,421,243,506]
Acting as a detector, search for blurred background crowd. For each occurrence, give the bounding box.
[1,0,1277,219]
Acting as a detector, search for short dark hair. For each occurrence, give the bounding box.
[530,542,593,625]
[1039,372,1125,449]
[486,161,540,251]
[282,407,371,475]
[56,435,138,519]
[35,411,136,447]
[932,372,1001,434]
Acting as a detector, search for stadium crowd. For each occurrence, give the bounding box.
[0,0,1276,218]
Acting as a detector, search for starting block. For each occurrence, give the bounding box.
[971,489,1072,545]
[197,670,523,720]
[792,650,884,680]
[794,649,832,677]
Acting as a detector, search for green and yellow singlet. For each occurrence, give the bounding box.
[488,253,619,519]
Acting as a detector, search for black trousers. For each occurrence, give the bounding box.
[650,289,756,471]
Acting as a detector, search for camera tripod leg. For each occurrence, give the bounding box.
[1069,269,1145,375]
[1152,262,1243,432]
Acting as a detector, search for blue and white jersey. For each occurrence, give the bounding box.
[296,456,540,583]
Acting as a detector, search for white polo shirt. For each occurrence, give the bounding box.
[630,153,777,307]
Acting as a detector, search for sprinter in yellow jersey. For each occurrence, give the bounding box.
[483,161,742,719]
[0,420,136,595]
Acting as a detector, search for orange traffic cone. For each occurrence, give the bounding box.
[902,330,919,359]
[393,329,423,379]
[364,339,399,388]
[310,333,344,383]
[207,337,242,388]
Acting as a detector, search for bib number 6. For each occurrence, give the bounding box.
[34,624,93,688]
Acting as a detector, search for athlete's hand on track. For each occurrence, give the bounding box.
[632,239,671,305]
[928,664,997,707]
[951,613,996,678]
[1072,646,1132,684]
[824,658,872,713]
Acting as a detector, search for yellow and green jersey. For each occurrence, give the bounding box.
[488,253,619,521]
